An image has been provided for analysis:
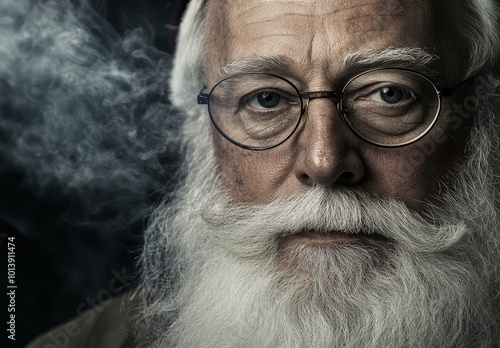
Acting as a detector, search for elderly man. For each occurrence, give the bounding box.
[28,0,500,347]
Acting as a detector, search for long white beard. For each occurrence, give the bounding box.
[136,99,500,347]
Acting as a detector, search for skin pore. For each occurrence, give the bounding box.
[202,0,471,215]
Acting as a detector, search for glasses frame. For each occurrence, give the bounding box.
[197,68,467,150]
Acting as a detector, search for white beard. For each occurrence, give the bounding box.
[135,99,500,347]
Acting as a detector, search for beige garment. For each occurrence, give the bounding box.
[25,293,135,348]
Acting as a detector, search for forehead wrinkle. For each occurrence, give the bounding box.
[235,9,395,34]
[347,11,404,23]
[231,0,407,18]
[340,1,406,15]
[230,2,311,23]
[242,34,300,50]
[342,10,418,36]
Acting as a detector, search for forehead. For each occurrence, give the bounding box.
[204,0,462,84]
[226,0,429,42]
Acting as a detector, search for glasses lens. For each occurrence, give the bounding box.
[342,69,440,146]
[208,74,302,149]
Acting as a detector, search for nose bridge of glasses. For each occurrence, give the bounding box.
[300,90,343,115]
[300,91,342,100]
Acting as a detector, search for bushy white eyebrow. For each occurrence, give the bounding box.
[343,47,440,77]
[219,55,296,80]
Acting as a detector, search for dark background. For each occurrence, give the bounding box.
[0,1,189,346]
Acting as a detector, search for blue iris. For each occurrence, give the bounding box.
[257,92,281,108]
[380,87,403,103]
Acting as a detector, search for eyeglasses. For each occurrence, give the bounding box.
[197,68,466,150]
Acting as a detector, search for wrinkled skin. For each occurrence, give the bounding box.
[203,0,471,213]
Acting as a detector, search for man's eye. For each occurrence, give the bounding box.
[243,90,284,109]
[370,85,416,104]
[257,91,281,108]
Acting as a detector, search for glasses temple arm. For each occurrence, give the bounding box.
[438,76,474,97]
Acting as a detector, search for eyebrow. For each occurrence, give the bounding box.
[218,47,440,81]
[343,47,440,77]
[219,55,297,80]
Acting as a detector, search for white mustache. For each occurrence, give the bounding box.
[199,186,468,257]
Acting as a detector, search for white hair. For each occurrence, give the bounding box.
[458,0,500,76]
[169,0,206,113]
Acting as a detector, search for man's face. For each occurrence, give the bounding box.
[204,0,470,216]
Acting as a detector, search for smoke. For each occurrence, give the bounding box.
[0,0,182,233]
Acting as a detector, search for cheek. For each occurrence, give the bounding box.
[401,112,470,186]
[212,132,244,189]
[212,129,298,203]
[366,122,469,211]
[365,153,438,210]
[212,129,266,200]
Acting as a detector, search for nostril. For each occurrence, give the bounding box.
[337,171,360,185]
[297,172,313,185]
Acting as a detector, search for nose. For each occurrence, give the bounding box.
[294,98,365,187]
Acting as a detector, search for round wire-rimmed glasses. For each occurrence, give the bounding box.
[197,68,466,150]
